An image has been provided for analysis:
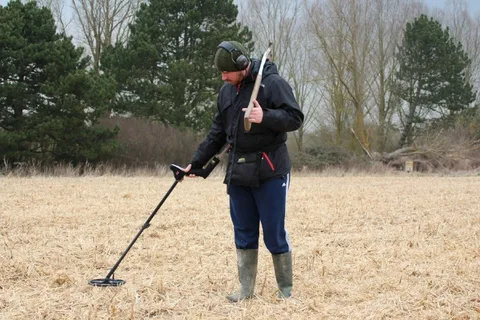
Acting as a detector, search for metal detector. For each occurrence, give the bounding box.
[89,147,228,287]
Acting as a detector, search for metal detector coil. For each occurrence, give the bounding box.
[89,278,125,287]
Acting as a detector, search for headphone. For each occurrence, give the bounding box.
[218,41,249,70]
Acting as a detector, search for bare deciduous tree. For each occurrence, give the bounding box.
[435,0,480,101]
[308,0,349,146]
[369,0,423,152]
[308,0,376,152]
[237,0,298,70]
[71,0,141,72]
[35,0,74,35]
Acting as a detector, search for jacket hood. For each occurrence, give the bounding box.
[244,58,278,84]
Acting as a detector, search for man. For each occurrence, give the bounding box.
[183,40,304,302]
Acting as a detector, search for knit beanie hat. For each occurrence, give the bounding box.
[214,41,250,72]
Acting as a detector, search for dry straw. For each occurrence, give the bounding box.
[1,174,479,319]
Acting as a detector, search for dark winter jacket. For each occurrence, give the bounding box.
[191,59,304,187]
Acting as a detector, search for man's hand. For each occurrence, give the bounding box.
[181,164,197,178]
[242,100,263,124]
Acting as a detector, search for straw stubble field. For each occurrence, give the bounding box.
[1,174,480,319]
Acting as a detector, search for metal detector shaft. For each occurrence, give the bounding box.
[89,165,187,286]
[103,179,180,281]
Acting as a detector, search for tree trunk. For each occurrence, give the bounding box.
[398,103,415,148]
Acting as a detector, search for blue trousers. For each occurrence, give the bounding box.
[229,173,291,254]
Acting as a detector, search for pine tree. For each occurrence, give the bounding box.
[395,14,475,147]
[0,0,118,165]
[102,0,253,130]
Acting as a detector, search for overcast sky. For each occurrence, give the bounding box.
[425,0,480,12]
[1,0,480,11]
[0,0,477,7]
[1,0,480,21]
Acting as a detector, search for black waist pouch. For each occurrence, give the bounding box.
[228,151,262,187]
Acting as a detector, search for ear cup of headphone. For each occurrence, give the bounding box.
[217,41,249,70]
[235,54,249,70]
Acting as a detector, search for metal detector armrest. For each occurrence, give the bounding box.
[169,158,219,180]
[187,157,220,179]
[170,144,229,180]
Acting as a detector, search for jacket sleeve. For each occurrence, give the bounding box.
[190,105,226,168]
[260,76,304,132]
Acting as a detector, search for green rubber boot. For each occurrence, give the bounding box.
[272,251,293,299]
[226,249,258,302]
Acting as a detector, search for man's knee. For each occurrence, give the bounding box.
[235,229,260,249]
